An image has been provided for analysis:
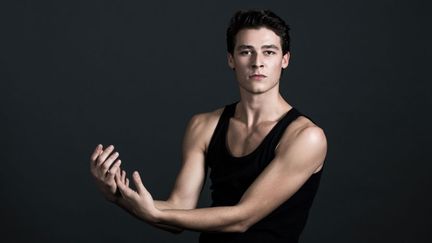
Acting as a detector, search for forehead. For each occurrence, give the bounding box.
[235,27,282,49]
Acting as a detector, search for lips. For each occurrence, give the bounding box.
[249,74,267,79]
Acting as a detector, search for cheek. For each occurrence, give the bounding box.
[268,61,283,77]
[269,60,282,70]
[236,57,250,67]
[235,60,250,72]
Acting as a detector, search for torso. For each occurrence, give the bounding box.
[201,105,323,174]
[199,102,325,243]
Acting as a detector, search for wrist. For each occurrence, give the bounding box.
[149,207,163,224]
[103,190,120,203]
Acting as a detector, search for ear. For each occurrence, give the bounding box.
[282,52,290,69]
[227,53,235,69]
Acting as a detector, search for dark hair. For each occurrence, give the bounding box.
[226,9,291,55]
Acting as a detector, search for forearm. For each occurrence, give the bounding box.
[155,205,247,233]
[152,200,184,233]
[154,200,178,210]
[115,198,184,234]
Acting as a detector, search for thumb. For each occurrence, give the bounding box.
[115,172,127,197]
[132,171,148,196]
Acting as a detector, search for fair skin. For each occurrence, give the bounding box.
[90,27,327,233]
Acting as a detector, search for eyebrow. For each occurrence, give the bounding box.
[262,44,280,50]
[236,44,280,50]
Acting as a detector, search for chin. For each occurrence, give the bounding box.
[241,82,279,94]
[240,86,268,95]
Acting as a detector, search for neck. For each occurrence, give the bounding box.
[236,85,292,128]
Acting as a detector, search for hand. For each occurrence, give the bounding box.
[115,170,160,223]
[90,144,122,202]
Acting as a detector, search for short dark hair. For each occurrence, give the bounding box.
[226,9,291,55]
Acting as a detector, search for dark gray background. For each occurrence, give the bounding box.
[1,0,431,242]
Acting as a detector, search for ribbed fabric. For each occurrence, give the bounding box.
[199,101,323,243]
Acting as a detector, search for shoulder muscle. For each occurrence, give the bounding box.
[183,107,224,154]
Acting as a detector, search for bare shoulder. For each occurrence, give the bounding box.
[292,116,325,138]
[287,114,326,139]
[276,114,327,171]
[188,107,224,129]
[183,107,225,153]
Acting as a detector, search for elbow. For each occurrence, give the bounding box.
[233,221,250,233]
[219,219,250,233]
[227,205,253,233]
[228,218,252,233]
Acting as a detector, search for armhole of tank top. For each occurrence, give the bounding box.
[202,103,233,190]
[206,109,226,153]
[206,102,237,155]
[272,108,319,155]
[271,108,301,153]
[295,108,318,126]
[291,109,325,175]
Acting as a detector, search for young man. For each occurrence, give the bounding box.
[90,10,327,242]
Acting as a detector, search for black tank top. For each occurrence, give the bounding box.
[199,101,324,243]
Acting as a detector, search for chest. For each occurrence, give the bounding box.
[226,118,279,157]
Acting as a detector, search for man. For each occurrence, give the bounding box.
[90,9,327,242]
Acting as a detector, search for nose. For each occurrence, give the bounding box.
[251,52,264,69]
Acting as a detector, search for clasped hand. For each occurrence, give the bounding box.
[90,144,160,223]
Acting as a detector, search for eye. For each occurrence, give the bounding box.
[264,50,276,56]
[239,50,252,56]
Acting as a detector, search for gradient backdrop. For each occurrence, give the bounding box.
[1,0,431,242]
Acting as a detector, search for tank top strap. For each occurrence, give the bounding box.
[206,101,239,157]
[266,107,302,152]
[223,101,239,119]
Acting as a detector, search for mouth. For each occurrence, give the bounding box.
[249,74,267,80]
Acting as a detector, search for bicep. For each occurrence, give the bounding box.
[237,127,327,228]
[168,150,206,209]
[167,114,209,209]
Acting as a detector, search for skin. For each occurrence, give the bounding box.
[90,27,327,233]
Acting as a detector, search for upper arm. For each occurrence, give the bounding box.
[236,125,327,229]
[167,110,222,209]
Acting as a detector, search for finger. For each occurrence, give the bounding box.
[106,160,121,181]
[90,144,103,164]
[115,173,126,197]
[114,170,121,183]
[132,171,147,196]
[116,172,134,198]
[116,166,121,179]
[122,171,127,184]
[121,170,126,184]
[100,151,119,174]
[122,171,129,186]
[96,145,115,166]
